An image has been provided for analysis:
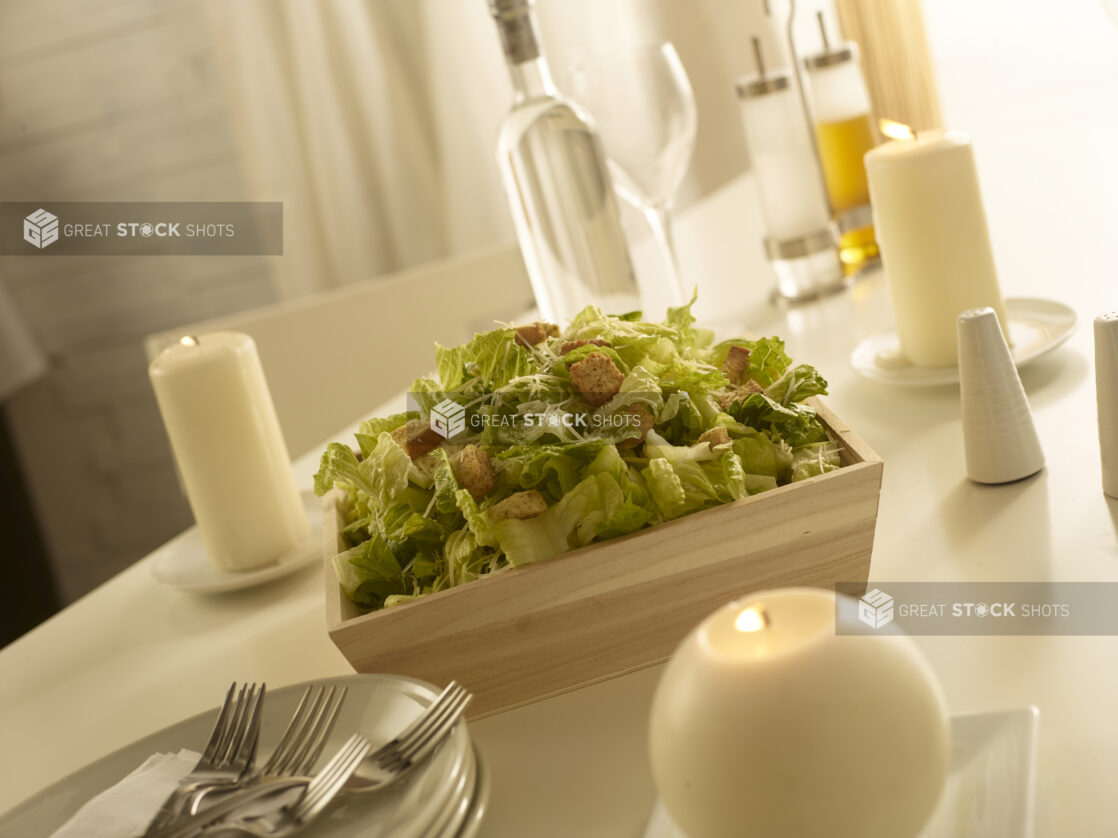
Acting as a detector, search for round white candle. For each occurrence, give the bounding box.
[149,332,309,571]
[864,128,1008,367]
[649,588,950,838]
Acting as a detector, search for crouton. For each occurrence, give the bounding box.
[721,345,752,386]
[515,321,560,347]
[560,338,612,355]
[452,444,496,500]
[488,490,549,521]
[570,352,625,407]
[718,380,765,412]
[617,403,655,449]
[390,419,443,459]
[696,426,732,448]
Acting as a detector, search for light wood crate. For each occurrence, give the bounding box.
[324,398,882,718]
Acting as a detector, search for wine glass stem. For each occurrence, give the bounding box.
[645,203,687,305]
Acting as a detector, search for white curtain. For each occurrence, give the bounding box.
[200,0,782,298]
[203,0,465,296]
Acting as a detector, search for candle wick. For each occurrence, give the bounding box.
[817,11,829,51]
[180,335,200,347]
[734,605,772,633]
[751,36,766,79]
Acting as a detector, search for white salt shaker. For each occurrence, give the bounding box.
[735,38,844,302]
[1095,313,1118,497]
[957,307,1044,484]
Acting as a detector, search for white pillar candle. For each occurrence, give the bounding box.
[864,127,1008,367]
[649,588,950,838]
[149,332,309,571]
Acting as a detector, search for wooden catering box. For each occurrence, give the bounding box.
[324,398,882,718]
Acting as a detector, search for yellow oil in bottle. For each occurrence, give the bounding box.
[839,225,879,274]
[816,113,875,212]
[816,112,879,275]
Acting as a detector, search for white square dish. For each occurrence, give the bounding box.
[644,706,1039,838]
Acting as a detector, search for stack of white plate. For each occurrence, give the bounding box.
[314,674,489,838]
[1,674,489,838]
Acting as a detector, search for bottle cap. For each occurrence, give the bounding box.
[735,71,791,100]
[803,43,859,71]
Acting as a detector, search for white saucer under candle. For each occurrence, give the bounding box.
[648,588,950,838]
[851,296,1077,387]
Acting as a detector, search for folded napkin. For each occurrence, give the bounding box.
[50,749,201,838]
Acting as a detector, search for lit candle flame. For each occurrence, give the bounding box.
[735,605,770,633]
[180,335,199,347]
[880,118,916,141]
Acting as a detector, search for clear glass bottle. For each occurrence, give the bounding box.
[489,0,640,323]
[804,40,881,276]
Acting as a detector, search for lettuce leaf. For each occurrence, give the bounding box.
[642,458,689,520]
[491,512,567,568]
[728,392,831,450]
[663,289,715,354]
[732,432,791,479]
[313,436,410,508]
[436,327,537,391]
[495,440,609,502]
[491,470,649,566]
[766,364,829,406]
[331,536,407,608]
[790,442,842,482]
[354,413,413,457]
[743,337,792,387]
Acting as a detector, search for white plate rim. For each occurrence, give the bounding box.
[150,489,323,593]
[422,745,478,838]
[453,747,490,838]
[850,297,1077,387]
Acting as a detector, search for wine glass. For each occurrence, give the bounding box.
[568,43,698,307]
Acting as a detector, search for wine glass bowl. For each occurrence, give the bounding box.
[569,43,698,306]
[570,43,697,208]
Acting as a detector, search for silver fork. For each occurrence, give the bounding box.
[145,683,265,834]
[152,682,471,838]
[187,684,347,815]
[203,734,372,837]
[147,684,348,838]
[344,680,472,793]
[259,684,348,780]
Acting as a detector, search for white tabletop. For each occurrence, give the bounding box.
[2,188,1116,836]
[5,52,1118,831]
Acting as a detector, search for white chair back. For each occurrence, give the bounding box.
[145,243,533,457]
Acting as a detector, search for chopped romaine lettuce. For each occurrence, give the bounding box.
[314,296,841,611]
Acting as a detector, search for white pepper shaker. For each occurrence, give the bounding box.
[957,307,1044,484]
